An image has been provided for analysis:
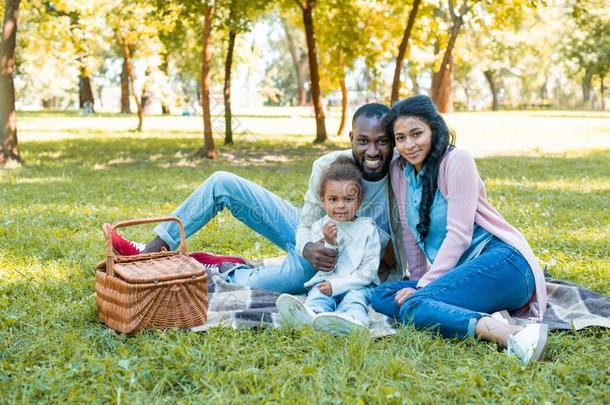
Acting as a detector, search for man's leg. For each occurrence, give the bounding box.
[154,171,299,251]
[225,251,316,294]
[153,171,316,294]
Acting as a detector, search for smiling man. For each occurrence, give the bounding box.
[297,104,394,276]
[110,103,406,294]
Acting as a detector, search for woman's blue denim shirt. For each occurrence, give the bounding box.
[404,164,494,265]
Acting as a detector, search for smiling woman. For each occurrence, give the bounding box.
[372,95,550,364]
[393,116,434,172]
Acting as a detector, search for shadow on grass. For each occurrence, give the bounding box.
[14,137,339,170]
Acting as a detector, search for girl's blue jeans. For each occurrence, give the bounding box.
[153,171,316,294]
[306,284,375,326]
[371,237,535,338]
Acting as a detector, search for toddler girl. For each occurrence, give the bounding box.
[276,156,381,335]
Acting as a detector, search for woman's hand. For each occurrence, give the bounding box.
[317,281,333,296]
[395,287,417,305]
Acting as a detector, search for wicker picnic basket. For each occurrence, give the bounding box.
[96,217,208,334]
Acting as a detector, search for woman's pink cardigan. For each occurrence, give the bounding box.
[391,149,547,319]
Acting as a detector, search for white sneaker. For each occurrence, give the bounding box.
[491,310,515,325]
[312,313,368,336]
[276,294,317,327]
[507,323,549,364]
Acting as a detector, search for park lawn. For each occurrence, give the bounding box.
[1,127,609,403]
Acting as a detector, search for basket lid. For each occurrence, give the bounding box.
[112,253,205,284]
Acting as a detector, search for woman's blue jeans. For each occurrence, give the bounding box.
[371,237,535,338]
[153,171,316,294]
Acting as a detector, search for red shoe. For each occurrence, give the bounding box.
[102,223,142,256]
[189,252,246,267]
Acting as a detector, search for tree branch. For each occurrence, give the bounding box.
[448,0,457,21]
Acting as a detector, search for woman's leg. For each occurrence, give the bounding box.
[399,238,535,339]
[371,280,419,320]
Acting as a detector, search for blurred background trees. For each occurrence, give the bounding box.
[1,0,608,162]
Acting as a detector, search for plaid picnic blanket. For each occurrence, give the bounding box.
[191,267,610,335]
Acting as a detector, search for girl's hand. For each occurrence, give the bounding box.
[323,221,338,245]
[395,287,417,305]
[317,281,333,296]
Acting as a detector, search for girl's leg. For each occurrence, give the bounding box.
[336,286,374,326]
[399,238,535,339]
[305,286,337,314]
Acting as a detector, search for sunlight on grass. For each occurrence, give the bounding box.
[16,111,610,158]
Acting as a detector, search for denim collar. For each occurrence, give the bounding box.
[403,163,425,188]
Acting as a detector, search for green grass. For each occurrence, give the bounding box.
[1,120,609,403]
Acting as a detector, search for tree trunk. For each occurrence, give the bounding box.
[409,70,420,94]
[483,70,498,111]
[337,74,347,136]
[431,0,468,113]
[121,35,142,132]
[197,4,217,159]
[79,74,95,113]
[601,75,606,111]
[582,69,592,105]
[224,29,236,145]
[540,78,548,103]
[160,55,171,115]
[431,56,454,113]
[300,0,327,143]
[120,56,130,113]
[95,82,104,108]
[390,0,421,105]
[0,0,21,165]
[281,17,308,106]
[140,70,153,115]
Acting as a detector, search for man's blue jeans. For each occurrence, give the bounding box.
[371,237,535,338]
[154,171,317,294]
[305,284,375,326]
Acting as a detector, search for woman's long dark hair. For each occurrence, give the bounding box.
[386,95,455,242]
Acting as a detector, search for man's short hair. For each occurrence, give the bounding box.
[352,103,390,126]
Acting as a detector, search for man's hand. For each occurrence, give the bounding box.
[317,281,333,296]
[395,287,417,305]
[322,221,338,246]
[303,239,338,272]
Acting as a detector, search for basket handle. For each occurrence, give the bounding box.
[104,216,188,276]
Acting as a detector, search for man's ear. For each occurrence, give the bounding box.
[349,130,353,143]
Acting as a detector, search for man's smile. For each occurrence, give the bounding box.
[363,156,383,170]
